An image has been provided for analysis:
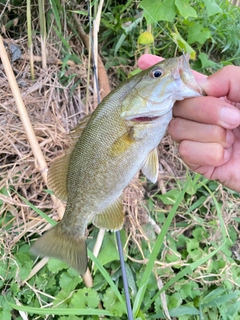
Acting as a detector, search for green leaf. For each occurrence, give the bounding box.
[102,288,126,317]
[15,252,33,280]
[203,291,239,307]
[166,250,180,263]
[0,309,12,320]
[114,16,142,55]
[192,227,208,241]
[175,0,197,19]
[59,270,82,291]
[202,0,222,17]
[53,290,72,308]
[156,189,181,205]
[147,242,226,311]
[171,30,196,59]
[133,183,188,317]
[141,0,176,24]
[170,306,200,316]
[180,281,200,299]
[70,288,100,309]
[48,258,69,273]
[96,232,119,268]
[168,292,182,309]
[187,23,211,45]
[0,296,13,320]
[125,263,137,296]
[198,52,217,68]
[187,239,202,261]
[88,250,126,312]
[226,300,240,317]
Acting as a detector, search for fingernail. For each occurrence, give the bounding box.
[220,107,240,127]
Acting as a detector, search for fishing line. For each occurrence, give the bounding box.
[139,3,185,54]
[87,2,134,319]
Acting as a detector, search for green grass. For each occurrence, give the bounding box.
[1,0,240,319]
[1,173,240,319]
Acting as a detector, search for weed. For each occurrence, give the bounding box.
[1,0,240,319]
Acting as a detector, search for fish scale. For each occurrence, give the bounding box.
[31,55,204,274]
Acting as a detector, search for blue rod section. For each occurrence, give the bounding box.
[116,231,134,320]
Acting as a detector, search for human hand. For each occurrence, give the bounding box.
[138,54,240,192]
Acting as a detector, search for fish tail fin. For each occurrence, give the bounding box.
[31,222,87,275]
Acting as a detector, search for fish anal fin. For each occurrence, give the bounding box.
[141,148,159,183]
[31,222,88,275]
[93,198,125,230]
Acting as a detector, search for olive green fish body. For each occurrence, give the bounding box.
[31,55,203,274]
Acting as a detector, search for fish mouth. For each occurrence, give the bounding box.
[130,116,160,122]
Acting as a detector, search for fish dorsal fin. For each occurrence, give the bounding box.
[69,113,92,147]
[92,197,125,231]
[141,148,159,183]
[47,153,71,201]
[47,114,92,201]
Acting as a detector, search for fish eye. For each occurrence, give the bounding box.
[150,68,163,78]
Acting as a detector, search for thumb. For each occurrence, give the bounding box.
[198,65,240,102]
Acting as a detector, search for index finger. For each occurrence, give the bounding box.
[199,65,240,102]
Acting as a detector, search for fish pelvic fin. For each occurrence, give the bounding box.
[93,197,125,230]
[31,223,88,275]
[141,148,159,183]
[47,114,92,202]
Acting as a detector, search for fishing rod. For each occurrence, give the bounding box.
[87,2,134,320]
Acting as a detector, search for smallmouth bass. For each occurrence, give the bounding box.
[31,55,203,274]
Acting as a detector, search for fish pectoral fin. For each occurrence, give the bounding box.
[92,197,125,231]
[110,129,135,157]
[141,148,159,183]
[48,113,92,201]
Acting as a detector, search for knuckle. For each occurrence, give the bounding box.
[179,141,226,167]
[222,65,236,75]
[209,144,225,164]
[211,125,226,142]
[168,118,180,136]
[178,141,190,160]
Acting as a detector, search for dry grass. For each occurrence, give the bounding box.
[1,31,239,293]
[0,31,186,251]
[0,36,87,246]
